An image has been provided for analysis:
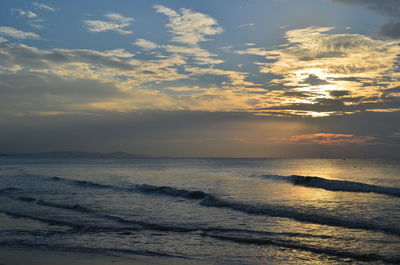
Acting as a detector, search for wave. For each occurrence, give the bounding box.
[0,228,75,237]
[3,208,398,263]
[14,176,400,236]
[137,184,209,199]
[202,227,334,239]
[1,205,195,234]
[102,214,198,233]
[0,166,18,170]
[258,174,400,197]
[1,204,335,240]
[36,200,92,213]
[139,184,400,236]
[1,212,397,264]
[49,176,114,189]
[5,194,197,233]
[16,196,36,202]
[206,234,400,264]
[0,187,20,194]
[200,196,400,236]
[48,176,210,201]
[8,196,92,213]
[1,211,87,229]
[0,241,187,259]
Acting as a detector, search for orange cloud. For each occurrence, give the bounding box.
[289,133,375,145]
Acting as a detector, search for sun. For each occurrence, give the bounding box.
[290,68,346,101]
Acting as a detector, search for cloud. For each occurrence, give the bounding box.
[11,8,37,18]
[164,45,223,64]
[234,47,269,56]
[289,133,375,145]
[332,0,400,39]
[27,19,45,30]
[255,95,400,118]
[105,13,133,23]
[11,3,57,30]
[154,5,223,45]
[0,37,7,43]
[1,110,397,158]
[134,39,158,50]
[0,26,40,39]
[380,22,400,39]
[84,20,133,34]
[239,23,255,28]
[0,43,192,112]
[103,48,135,58]
[0,43,184,80]
[0,71,120,113]
[1,23,394,118]
[238,27,400,116]
[84,13,134,34]
[185,66,260,87]
[302,74,330,86]
[152,5,224,66]
[333,0,400,19]
[32,2,57,12]
[0,42,269,115]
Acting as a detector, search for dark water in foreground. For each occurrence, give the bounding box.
[0,158,399,264]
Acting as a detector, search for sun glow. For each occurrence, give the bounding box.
[294,68,333,80]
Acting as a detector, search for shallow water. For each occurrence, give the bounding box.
[0,158,399,264]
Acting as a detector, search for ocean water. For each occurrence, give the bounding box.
[0,158,399,264]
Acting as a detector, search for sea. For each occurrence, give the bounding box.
[0,158,399,264]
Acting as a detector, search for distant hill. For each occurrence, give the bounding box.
[1,151,149,158]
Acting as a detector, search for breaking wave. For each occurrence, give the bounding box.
[49,176,115,189]
[8,175,400,236]
[0,240,187,259]
[139,184,400,236]
[1,211,88,229]
[2,209,398,264]
[256,174,400,197]
[14,173,400,198]
[2,193,336,239]
[0,187,20,194]
[206,234,400,264]
[137,184,209,199]
[36,200,92,213]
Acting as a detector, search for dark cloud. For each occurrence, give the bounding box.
[302,74,330,86]
[0,110,398,158]
[0,111,262,156]
[0,44,135,70]
[0,72,120,112]
[257,95,400,113]
[333,0,400,19]
[385,86,400,93]
[330,90,350,98]
[283,91,316,98]
[380,22,400,39]
[333,0,400,39]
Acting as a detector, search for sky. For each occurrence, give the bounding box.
[0,0,399,158]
